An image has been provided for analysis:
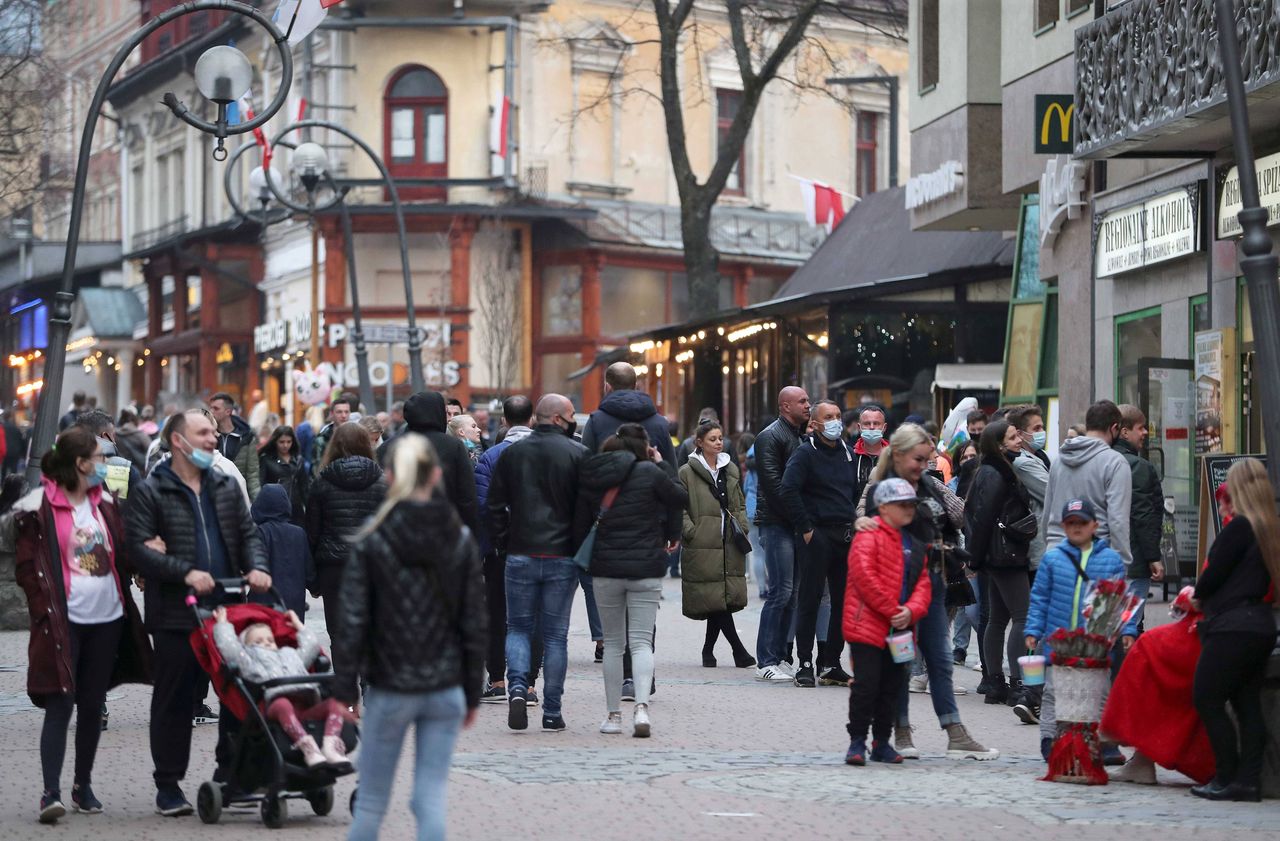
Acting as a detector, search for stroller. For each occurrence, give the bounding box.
[187,578,359,828]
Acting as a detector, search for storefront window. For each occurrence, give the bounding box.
[601,266,668,336]
[1039,292,1059,391]
[1004,302,1044,398]
[1115,308,1162,405]
[1014,198,1043,300]
[541,265,583,336]
[539,352,584,409]
[669,272,688,323]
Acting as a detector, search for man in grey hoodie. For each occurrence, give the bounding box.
[1041,400,1133,568]
[1008,405,1051,571]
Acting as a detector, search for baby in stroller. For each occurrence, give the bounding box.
[212,606,351,770]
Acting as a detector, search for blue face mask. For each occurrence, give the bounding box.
[179,434,215,471]
[1031,431,1048,451]
[86,462,108,488]
[860,428,884,446]
[464,438,477,451]
[821,419,844,441]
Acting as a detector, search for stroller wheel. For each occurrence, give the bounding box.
[349,788,357,816]
[308,785,335,817]
[260,793,287,829]
[197,781,222,825]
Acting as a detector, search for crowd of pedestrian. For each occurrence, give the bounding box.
[1,370,1277,839]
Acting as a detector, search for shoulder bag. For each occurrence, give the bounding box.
[991,479,1038,565]
[693,463,752,554]
[572,461,637,571]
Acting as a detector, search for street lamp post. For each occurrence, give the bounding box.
[25,1,294,487]
[222,135,377,414]
[1215,0,1280,493]
[260,119,427,394]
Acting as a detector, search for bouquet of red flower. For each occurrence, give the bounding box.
[1042,576,1142,785]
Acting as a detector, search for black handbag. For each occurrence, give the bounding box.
[942,545,977,609]
[694,463,752,554]
[990,483,1036,566]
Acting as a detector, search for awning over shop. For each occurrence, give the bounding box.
[932,363,1003,392]
[76,287,146,339]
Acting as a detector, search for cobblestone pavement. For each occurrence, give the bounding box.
[0,580,1273,840]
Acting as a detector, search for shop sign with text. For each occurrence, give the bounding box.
[1095,184,1202,278]
[1217,150,1280,238]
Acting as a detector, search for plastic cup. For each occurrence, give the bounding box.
[1018,654,1046,686]
[887,631,916,664]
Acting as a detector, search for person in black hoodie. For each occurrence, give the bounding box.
[251,484,312,617]
[386,391,479,536]
[581,362,677,464]
[208,393,261,500]
[577,428,687,737]
[306,422,386,696]
[780,400,857,689]
[337,433,486,838]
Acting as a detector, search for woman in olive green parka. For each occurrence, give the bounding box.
[678,420,755,669]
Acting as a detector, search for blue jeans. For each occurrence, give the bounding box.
[579,570,604,641]
[951,577,981,653]
[749,547,769,599]
[349,686,465,841]
[897,569,961,728]
[755,524,797,667]
[505,554,578,716]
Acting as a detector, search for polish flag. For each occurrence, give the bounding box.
[796,177,847,232]
[275,0,345,46]
[491,93,510,158]
[233,93,271,170]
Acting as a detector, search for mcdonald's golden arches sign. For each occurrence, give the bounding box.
[1035,95,1074,154]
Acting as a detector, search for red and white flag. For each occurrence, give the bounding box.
[275,0,345,46]
[490,93,511,159]
[237,93,271,170]
[795,177,847,232]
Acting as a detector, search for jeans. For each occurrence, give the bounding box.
[579,570,604,641]
[505,554,578,716]
[896,569,961,729]
[749,545,769,599]
[483,553,507,685]
[349,686,466,841]
[951,577,980,654]
[593,577,662,711]
[794,527,848,668]
[755,524,797,667]
[984,568,1030,683]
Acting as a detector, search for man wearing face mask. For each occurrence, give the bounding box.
[1041,400,1132,570]
[779,401,858,688]
[126,409,271,817]
[851,404,887,507]
[1007,405,1051,574]
[487,393,587,731]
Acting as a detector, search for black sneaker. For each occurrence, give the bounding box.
[976,675,993,696]
[794,662,816,688]
[480,684,506,704]
[594,641,604,663]
[952,648,967,666]
[192,703,218,726]
[819,665,853,686]
[155,786,193,817]
[1012,692,1040,725]
[542,715,566,732]
[71,783,102,814]
[525,689,540,707]
[508,689,528,731]
[621,679,636,702]
[39,791,66,824]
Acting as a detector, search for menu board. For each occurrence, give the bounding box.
[1197,454,1267,562]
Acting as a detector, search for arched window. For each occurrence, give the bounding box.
[383,66,448,200]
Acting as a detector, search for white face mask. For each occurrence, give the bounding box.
[821,419,844,441]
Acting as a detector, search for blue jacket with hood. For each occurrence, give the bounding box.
[252,483,313,616]
[1025,536,1136,654]
[581,389,677,464]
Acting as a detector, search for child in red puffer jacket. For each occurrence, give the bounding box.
[843,478,932,766]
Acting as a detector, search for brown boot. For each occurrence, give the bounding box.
[944,723,999,760]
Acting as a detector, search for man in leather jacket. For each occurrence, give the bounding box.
[751,386,810,681]
[486,393,587,731]
[127,409,271,816]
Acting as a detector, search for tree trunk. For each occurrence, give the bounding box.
[683,197,720,318]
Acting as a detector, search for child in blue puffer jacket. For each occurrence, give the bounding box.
[1024,498,1137,760]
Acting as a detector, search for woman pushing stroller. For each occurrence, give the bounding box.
[211,605,352,770]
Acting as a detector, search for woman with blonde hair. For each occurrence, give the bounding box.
[1187,457,1279,802]
[447,414,483,464]
[336,433,486,839]
[855,423,998,761]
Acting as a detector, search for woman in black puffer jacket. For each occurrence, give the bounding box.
[305,421,386,689]
[575,424,688,738]
[336,433,486,838]
[963,420,1033,707]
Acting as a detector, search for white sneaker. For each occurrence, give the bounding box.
[908,674,929,693]
[953,684,968,695]
[754,665,793,682]
[971,661,983,672]
[632,704,651,738]
[777,660,797,677]
[600,712,622,735]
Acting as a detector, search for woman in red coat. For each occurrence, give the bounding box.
[842,478,933,766]
[2,426,150,823]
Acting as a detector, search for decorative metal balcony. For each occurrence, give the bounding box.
[1074,0,1280,159]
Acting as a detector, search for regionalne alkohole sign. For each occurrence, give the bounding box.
[1217,150,1280,238]
[1095,183,1202,279]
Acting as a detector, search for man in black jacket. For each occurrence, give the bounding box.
[126,409,271,817]
[208,392,261,500]
[487,393,586,732]
[311,393,355,478]
[751,385,810,681]
[780,400,857,688]
[393,391,480,535]
[1114,405,1165,636]
[581,362,677,464]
